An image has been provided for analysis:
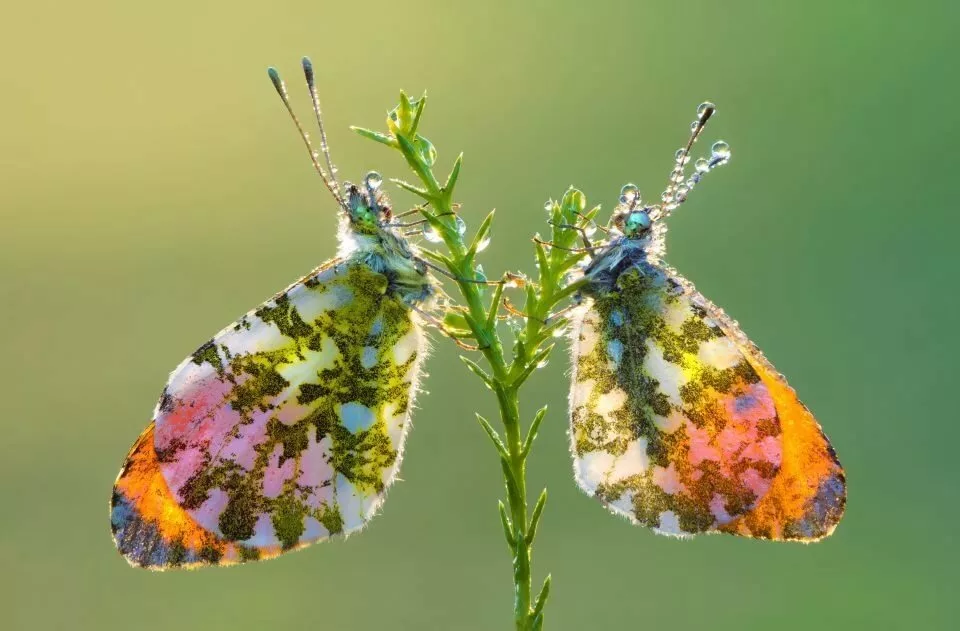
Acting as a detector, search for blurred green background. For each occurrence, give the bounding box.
[2,1,957,629]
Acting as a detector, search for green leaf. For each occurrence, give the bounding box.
[498,500,514,546]
[443,152,463,200]
[523,283,538,316]
[499,456,521,504]
[476,414,510,461]
[409,92,427,136]
[534,240,550,277]
[512,344,554,387]
[350,126,398,148]
[390,178,432,200]
[417,247,451,267]
[580,204,601,224]
[485,279,505,330]
[560,187,586,222]
[521,406,547,458]
[443,311,472,331]
[466,208,494,262]
[553,278,589,305]
[531,575,552,627]
[461,357,495,391]
[526,489,547,544]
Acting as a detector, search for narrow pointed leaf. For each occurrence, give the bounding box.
[409,93,426,136]
[526,489,547,544]
[417,247,451,267]
[521,406,548,458]
[532,574,551,620]
[351,126,398,148]
[513,344,554,387]
[461,356,495,391]
[443,153,463,198]
[476,414,510,462]
[465,208,494,263]
[498,500,514,546]
[534,240,550,278]
[390,178,432,200]
[485,280,505,330]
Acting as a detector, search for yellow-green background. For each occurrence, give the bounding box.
[2,1,956,629]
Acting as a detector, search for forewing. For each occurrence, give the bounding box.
[569,263,783,536]
[111,259,427,568]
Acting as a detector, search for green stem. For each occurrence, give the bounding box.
[357,100,592,629]
[498,384,531,630]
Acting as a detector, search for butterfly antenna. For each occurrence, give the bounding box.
[654,101,730,220]
[267,66,347,211]
[301,57,343,201]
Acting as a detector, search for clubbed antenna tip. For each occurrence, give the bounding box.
[301,57,314,83]
[266,67,284,95]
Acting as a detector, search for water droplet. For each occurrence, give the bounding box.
[675,185,689,201]
[697,101,715,118]
[583,221,598,237]
[685,177,698,189]
[691,121,700,132]
[416,137,437,167]
[422,223,444,243]
[455,216,467,236]
[365,171,383,190]
[695,157,711,173]
[674,149,690,165]
[672,172,685,183]
[620,184,640,203]
[536,358,549,369]
[544,200,554,212]
[661,192,674,203]
[474,233,491,252]
[711,141,731,160]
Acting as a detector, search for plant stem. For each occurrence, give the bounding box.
[355,95,594,629]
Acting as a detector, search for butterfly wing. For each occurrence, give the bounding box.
[569,262,844,540]
[111,259,427,568]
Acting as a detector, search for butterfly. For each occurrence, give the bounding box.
[110,58,442,569]
[567,102,846,541]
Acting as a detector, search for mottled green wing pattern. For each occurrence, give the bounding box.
[569,262,783,536]
[111,259,427,567]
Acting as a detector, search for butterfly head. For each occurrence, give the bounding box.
[344,171,392,235]
[613,207,653,239]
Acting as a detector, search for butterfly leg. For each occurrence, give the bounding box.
[409,303,486,351]
[417,258,507,286]
[532,237,599,255]
[548,220,594,250]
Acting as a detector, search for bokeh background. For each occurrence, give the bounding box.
[2,1,957,629]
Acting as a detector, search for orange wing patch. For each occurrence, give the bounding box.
[720,356,846,541]
[110,424,285,569]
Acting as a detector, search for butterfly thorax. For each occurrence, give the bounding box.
[342,228,433,307]
[339,175,433,307]
[579,236,658,298]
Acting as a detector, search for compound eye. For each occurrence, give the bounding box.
[626,210,652,235]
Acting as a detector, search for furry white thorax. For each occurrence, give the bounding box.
[336,215,433,307]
